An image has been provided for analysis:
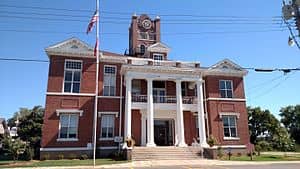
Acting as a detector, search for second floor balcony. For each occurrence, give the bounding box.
[132,95,197,104]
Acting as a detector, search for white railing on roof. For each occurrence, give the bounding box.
[128,58,199,68]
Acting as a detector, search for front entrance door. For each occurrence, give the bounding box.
[154,120,174,146]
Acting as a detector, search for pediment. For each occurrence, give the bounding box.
[45,37,94,57]
[147,42,170,53]
[210,59,244,71]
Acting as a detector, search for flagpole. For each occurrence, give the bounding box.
[93,0,100,167]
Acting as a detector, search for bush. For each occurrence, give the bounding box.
[41,153,50,161]
[217,146,224,159]
[20,147,34,160]
[57,154,64,160]
[256,140,272,151]
[207,135,218,147]
[80,154,89,160]
[237,152,242,157]
[69,153,77,159]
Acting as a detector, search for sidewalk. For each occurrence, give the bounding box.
[9,159,300,169]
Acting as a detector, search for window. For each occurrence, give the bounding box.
[64,60,82,93]
[149,33,156,40]
[132,80,141,95]
[139,32,148,39]
[153,54,163,66]
[140,45,146,55]
[222,115,237,138]
[219,80,233,98]
[101,115,115,139]
[103,65,116,96]
[59,114,79,139]
[181,82,188,96]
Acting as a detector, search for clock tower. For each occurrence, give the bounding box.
[129,14,169,59]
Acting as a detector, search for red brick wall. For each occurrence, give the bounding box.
[204,76,245,99]
[47,56,96,93]
[206,100,249,145]
[183,111,197,145]
[41,95,94,148]
[131,110,141,145]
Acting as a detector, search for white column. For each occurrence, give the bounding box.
[176,80,187,147]
[141,112,146,146]
[146,78,156,147]
[124,76,132,139]
[196,79,209,147]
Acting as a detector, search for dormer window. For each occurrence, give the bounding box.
[153,53,163,66]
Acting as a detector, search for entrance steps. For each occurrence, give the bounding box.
[132,146,202,161]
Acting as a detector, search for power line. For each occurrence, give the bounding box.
[0,4,282,19]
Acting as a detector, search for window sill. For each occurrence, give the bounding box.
[99,138,114,141]
[57,138,78,142]
[223,137,240,141]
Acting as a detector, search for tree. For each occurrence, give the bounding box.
[280,105,300,144]
[248,106,295,151]
[247,106,280,144]
[7,106,44,159]
[2,136,26,161]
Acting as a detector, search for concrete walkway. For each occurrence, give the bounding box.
[9,159,300,169]
[261,151,300,156]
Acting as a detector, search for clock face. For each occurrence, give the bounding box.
[142,19,152,29]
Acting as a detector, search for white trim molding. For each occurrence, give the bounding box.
[56,109,83,116]
[219,112,240,119]
[98,112,118,117]
[40,147,92,152]
[97,146,118,150]
[98,96,123,99]
[47,92,95,97]
[98,138,114,141]
[224,137,240,141]
[206,97,246,102]
[56,138,78,142]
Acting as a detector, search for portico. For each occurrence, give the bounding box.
[122,65,209,148]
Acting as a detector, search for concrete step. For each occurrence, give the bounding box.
[132,146,202,161]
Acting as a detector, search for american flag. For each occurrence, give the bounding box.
[87,11,98,34]
[94,38,98,56]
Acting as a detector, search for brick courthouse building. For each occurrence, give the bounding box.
[41,14,249,159]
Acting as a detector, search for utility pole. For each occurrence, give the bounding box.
[282,0,300,49]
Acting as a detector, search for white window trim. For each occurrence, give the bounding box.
[99,113,116,140]
[98,112,118,117]
[62,59,83,93]
[57,138,79,142]
[219,112,240,119]
[103,65,117,96]
[56,109,83,116]
[153,53,163,61]
[221,114,239,139]
[219,80,233,98]
[57,112,80,140]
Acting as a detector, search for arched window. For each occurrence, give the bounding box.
[140,45,146,54]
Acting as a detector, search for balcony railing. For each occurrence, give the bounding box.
[182,96,197,104]
[153,95,176,103]
[132,95,147,102]
[132,95,197,104]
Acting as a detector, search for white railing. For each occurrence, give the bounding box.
[132,95,197,104]
[132,95,147,102]
[182,96,197,104]
[153,95,176,103]
[128,58,199,68]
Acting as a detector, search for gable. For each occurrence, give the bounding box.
[207,59,248,76]
[45,37,94,57]
[147,42,170,53]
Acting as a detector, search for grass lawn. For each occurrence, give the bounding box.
[221,154,300,161]
[0,159,127,168]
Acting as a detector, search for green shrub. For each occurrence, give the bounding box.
[57,154,64,160]
[217,146,224,159]
[69,153,77,159]
[20,147,34,160]
[41,153,50,161]
[80,154,89,160]
[207,135,218,147]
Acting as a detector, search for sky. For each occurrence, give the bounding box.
[0,0,299,120]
